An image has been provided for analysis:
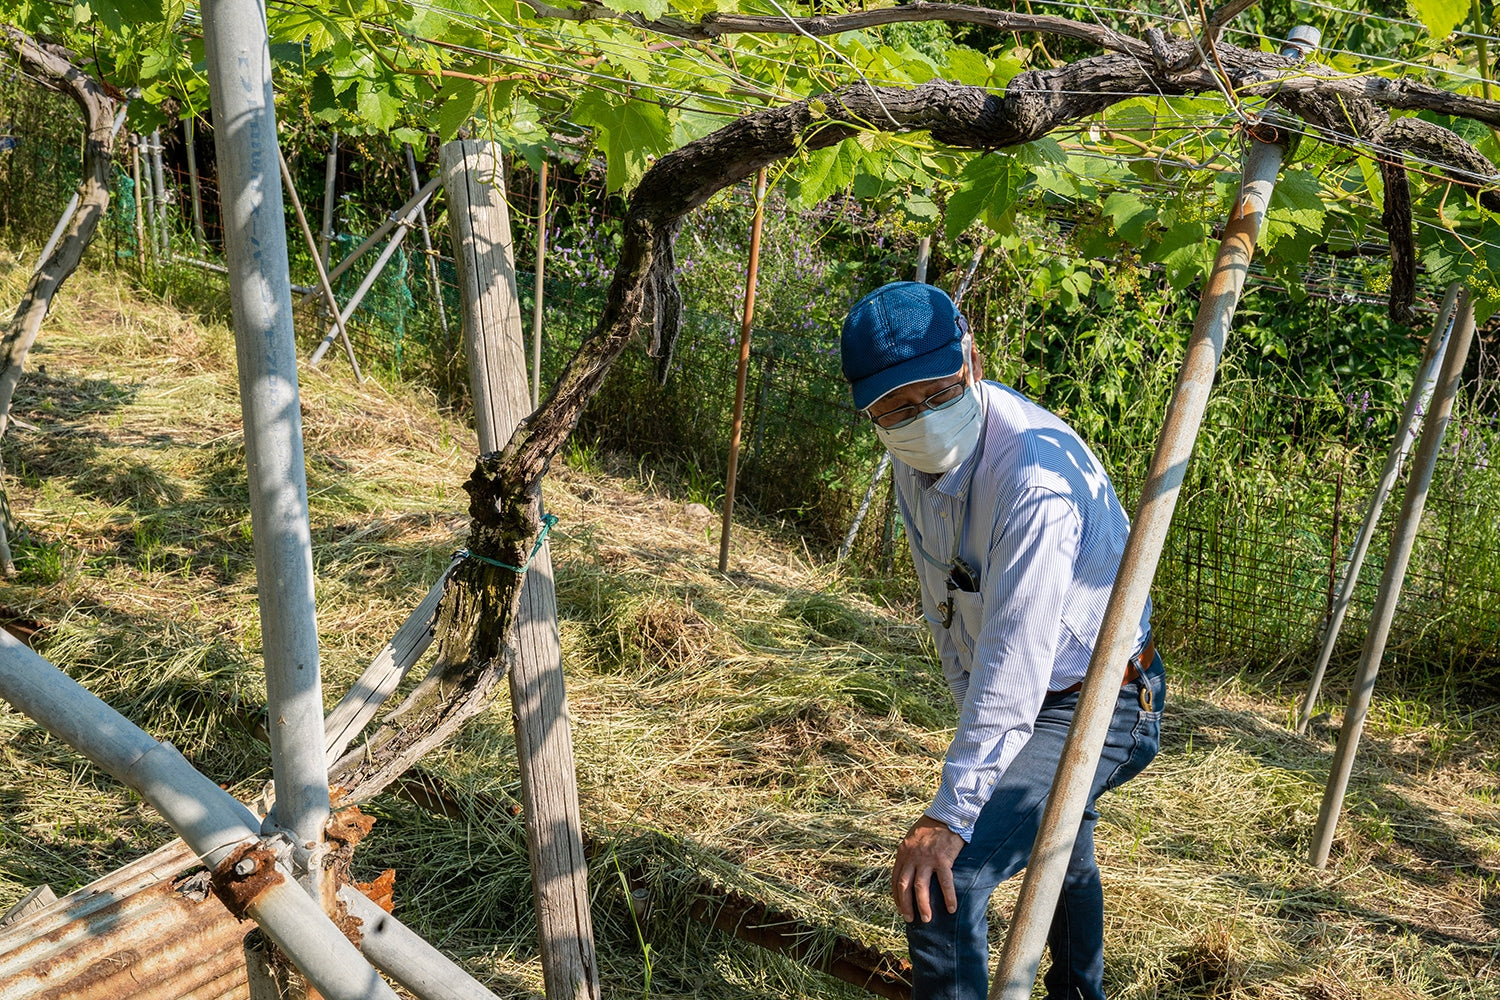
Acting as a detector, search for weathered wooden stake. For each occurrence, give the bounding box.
[440,138,600,1000]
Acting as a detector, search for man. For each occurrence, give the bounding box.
[839,281,1165,1000]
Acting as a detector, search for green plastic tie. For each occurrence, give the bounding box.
[460,513,559,574]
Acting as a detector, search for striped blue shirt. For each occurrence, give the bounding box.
[892,380,1151,841]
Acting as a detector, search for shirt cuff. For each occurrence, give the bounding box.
[925,790,979,843]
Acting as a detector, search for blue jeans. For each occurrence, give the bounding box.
[907,654,1165,1000]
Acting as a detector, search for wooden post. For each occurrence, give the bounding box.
[439,138,600,1000]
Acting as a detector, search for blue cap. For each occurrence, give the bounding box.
[840,282,964,411]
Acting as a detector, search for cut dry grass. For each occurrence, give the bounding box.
[2,254,1499,998]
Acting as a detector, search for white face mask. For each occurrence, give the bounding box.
[874,386,982,474]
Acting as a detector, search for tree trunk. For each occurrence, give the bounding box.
[0,27,118,575]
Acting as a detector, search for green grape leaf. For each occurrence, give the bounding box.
[945,141,1060,240]
[1103,191,1154,246]
[572,91,674,192]
[1266,168,1327,232]
[1410,0,1467,39]
[941,47,993,87]
[356,80,404,131]
[1150,221,1212,291]
[791,140,861,206]
[436,79,481,142]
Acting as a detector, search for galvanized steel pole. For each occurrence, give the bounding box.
[990,127,1291,1000]
[1309,290,1476,868]
[150,128,170,256]
[319,131,339,274]
[718,168,768,573]
[201,0,329,855]
[1295,283,1460,733]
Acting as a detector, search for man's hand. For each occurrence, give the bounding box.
[892,815,964,923]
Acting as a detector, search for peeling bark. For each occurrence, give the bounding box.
[0,27,118,576]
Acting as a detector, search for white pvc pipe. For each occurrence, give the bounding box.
[201,0,329,851]
[341,888,500,1000]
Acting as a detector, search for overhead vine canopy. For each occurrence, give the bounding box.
[14,0,1500,323]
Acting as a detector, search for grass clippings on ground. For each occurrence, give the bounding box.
[1,253,1498,998]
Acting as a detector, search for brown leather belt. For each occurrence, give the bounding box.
[1047,636,1156,699]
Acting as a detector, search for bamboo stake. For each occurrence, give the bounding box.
[130,135,146,264]
[278,147,362,379]
[1295,283,1460,733]
[991,123,1293,1000]
[201,0,329,868]
[1309,290,1477,868]
[718,168,768,573]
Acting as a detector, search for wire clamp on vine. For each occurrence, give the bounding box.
[458,513,560,574]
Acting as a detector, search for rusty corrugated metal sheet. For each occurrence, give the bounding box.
[0,838,251,1000]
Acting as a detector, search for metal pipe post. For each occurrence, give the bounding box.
[150,128,170,256]
[718,168,769,573]
[308,208,422,365]
[914,235,931,284]
[1295,283,1460,732]
[838,452,891,564]
[404,144,452,348]
[531,159,549,409]
[319,131,339,273]
[201,0,329,854]
[1309,290,1476,868]
[139,133,159,266]
[279,147,363,379]
[990,129,1291,999]
[341,888,501,1000]
[185,115,206,242]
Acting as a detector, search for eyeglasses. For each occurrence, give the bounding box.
[864,381,968,430]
